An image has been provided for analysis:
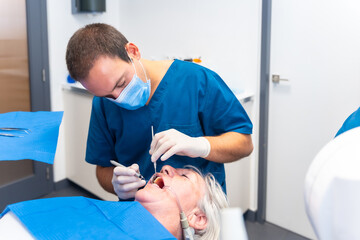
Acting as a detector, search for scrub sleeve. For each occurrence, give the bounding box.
[335,107,360,137]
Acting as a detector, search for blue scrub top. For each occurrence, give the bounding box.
[86,60,253,191]
[335,107,360,137]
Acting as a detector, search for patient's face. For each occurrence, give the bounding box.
[135,165,205,216]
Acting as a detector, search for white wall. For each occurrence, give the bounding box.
[117,0,261,93]
[47,0,262,211]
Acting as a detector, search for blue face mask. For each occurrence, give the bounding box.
[107,59,151,110]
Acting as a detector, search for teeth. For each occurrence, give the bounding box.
[151,175,157,183]
[154,177,164,189]
[154,177,161,184]
[150,175,165,189]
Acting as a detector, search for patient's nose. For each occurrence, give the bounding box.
[161,165,176,177]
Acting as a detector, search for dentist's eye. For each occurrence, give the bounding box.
[117,81,126,88]
[181,174,189,179]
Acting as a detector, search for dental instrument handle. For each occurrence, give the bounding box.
[164,186,194,240]
[180,212,195,240]
[0,133,24,137]
[183,228,195,240]
[110,160,145,180]
[151,125,157,173]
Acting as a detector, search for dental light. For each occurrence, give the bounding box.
[304,127,360,240]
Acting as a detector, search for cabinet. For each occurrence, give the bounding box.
[63,86,118,201]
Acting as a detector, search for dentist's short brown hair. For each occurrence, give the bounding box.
[66,23,130,81]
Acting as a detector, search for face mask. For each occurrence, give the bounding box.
[107,58,151,110]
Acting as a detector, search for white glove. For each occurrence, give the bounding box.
[111,163,146,200]
[149,128,211,162]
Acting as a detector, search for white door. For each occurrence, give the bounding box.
[267,0,360,238]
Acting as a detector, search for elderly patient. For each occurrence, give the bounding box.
[0,165,228,240]
[137,165,229,239]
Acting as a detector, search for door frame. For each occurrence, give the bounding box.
[27,0,51,112]
[256,0,272,223]
[0,0,53,211]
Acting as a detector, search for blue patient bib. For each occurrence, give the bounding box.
[0,196,175,240]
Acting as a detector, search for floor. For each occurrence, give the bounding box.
[245,221,310,240]
[41,183,311,240]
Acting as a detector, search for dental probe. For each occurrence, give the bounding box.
[151,125,156,174]
[110,160,145,180]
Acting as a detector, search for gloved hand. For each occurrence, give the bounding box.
[112,163,146,200]
[149,128,211,162]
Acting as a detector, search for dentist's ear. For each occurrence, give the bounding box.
[187,208,207,231]
[125,42,141,60]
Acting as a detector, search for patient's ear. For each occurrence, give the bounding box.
[188,208,207,230]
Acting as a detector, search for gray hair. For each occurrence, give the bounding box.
[184,166,229,240]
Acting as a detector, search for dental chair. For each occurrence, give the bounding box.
[304,127,360,240]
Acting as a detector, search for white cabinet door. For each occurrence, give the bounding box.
[63,88,118,201]
[267,0,360,238]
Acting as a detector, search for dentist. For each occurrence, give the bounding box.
[66,23,253,200]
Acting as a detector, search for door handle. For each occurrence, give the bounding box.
[272,74,289,83]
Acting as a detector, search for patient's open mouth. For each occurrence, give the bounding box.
[151,175,165,189]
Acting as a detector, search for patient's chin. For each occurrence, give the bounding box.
[135,186,155,203]
[135,185,170,206]
[134,188,145,202]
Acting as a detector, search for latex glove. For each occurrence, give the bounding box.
[149,128,211,162]
[111,163,146,200]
